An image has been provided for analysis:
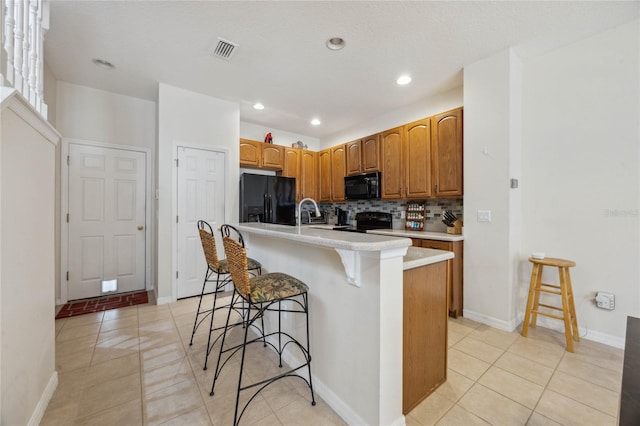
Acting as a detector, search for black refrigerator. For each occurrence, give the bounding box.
[239,173,296,225]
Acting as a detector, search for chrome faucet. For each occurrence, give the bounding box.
[297,197,321,226]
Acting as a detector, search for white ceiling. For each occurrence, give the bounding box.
[44,1,639,139]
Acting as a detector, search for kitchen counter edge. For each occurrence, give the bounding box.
[403,247,454,270]
[368,229,464,241]
[236,222,412,252]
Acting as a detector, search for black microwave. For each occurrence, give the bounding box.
[344,172,381,200]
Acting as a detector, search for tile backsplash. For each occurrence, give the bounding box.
[317,198,463,232]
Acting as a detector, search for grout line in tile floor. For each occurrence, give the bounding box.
[45,297,623,426]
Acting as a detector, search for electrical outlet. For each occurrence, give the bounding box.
[595,292,615,310]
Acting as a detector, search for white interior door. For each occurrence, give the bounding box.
[68,143,146,300]
[176,147,226,299]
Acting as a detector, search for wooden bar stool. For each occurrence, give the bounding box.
[522,257,579,352]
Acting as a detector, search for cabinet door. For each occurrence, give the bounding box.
[362,135,380,172]
[239,139,261,167]
[405,118,432,198]
[432,108,463,197]
[419,239,463,318]
[317,149,332,202]
[282,148,301,178]
[300,150,318,200]
[282,148,301,200]
[345,140,362,176]
[403,261,447,413]
[331,145,346,201]
[380,127,404,199]
[261,144,284,170]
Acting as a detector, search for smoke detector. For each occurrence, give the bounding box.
[211,37,239,60]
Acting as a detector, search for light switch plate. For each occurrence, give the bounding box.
[477,210,492,222]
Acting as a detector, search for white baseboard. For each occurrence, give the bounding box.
[527,315,626,349]
[464,310,625,349]
[154,287,174,305]
[463,309,519,332]
[28,371,58,426]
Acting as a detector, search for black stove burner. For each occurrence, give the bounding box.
[332,211,392,233]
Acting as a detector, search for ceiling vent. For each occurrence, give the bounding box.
[211,38,238,60]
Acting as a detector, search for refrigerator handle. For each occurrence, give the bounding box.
[263,194,269,223]
[268,195,273,222]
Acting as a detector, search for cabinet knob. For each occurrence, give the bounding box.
[137,225,144,231]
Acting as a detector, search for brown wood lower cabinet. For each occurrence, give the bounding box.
[403,261,448,414]
[413,238,463,318]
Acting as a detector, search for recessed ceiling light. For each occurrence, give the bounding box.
[253,103,264,110]
[92,58,115,70]
[397,75,412,85]
[311,118,321,126]
[326,37,345,51]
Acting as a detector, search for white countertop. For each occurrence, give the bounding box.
[368,228,464,241]
[403,247,454,270]
[236,222,412,252]
[236,223,453,272]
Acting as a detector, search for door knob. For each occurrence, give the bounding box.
[137,225,144,231]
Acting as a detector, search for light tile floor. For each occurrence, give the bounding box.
[43,295,624,425]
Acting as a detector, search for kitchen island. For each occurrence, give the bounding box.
[370,229,464,318]
[235,223,453,425]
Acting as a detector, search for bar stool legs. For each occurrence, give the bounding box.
[217,293,315,425]
[522,257,579,352]
[189,220,262,371]
[210,225,315,425]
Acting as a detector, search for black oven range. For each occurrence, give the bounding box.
[332,211,392,233]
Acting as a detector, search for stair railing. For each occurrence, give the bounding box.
[2,0,48,118]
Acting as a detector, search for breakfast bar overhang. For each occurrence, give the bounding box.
[235,223,453,425]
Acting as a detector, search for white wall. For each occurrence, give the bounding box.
[320,87,463,148]
[53,82,157,303]
[520,19,639,344]
[43,62,57,126]
[463,49,521,329]
[240,121,320,151]
[56,82,156,149]
[463,19,639,347]
[156,83,239,303]
[1,95,59,425]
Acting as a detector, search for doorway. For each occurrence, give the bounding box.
[66,142,147,301]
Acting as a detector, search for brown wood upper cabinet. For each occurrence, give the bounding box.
[345,140,362,175]
[317,148,332,202]
[240,139,284,170]
[281,147,317,202]
[346,135,380,176]
[331,145,346,201]
[405,118,433,198]
[300,150,318,201]
[380,127,404,199]
[281,147,302,201]
[241,106,462,199]
[380,107,463,199]
[432,108,463,197]
[282,147,301,179]
[381,121,431,199]
[318,145,346,202]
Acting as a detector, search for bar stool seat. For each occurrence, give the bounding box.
[522,257,579,352]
